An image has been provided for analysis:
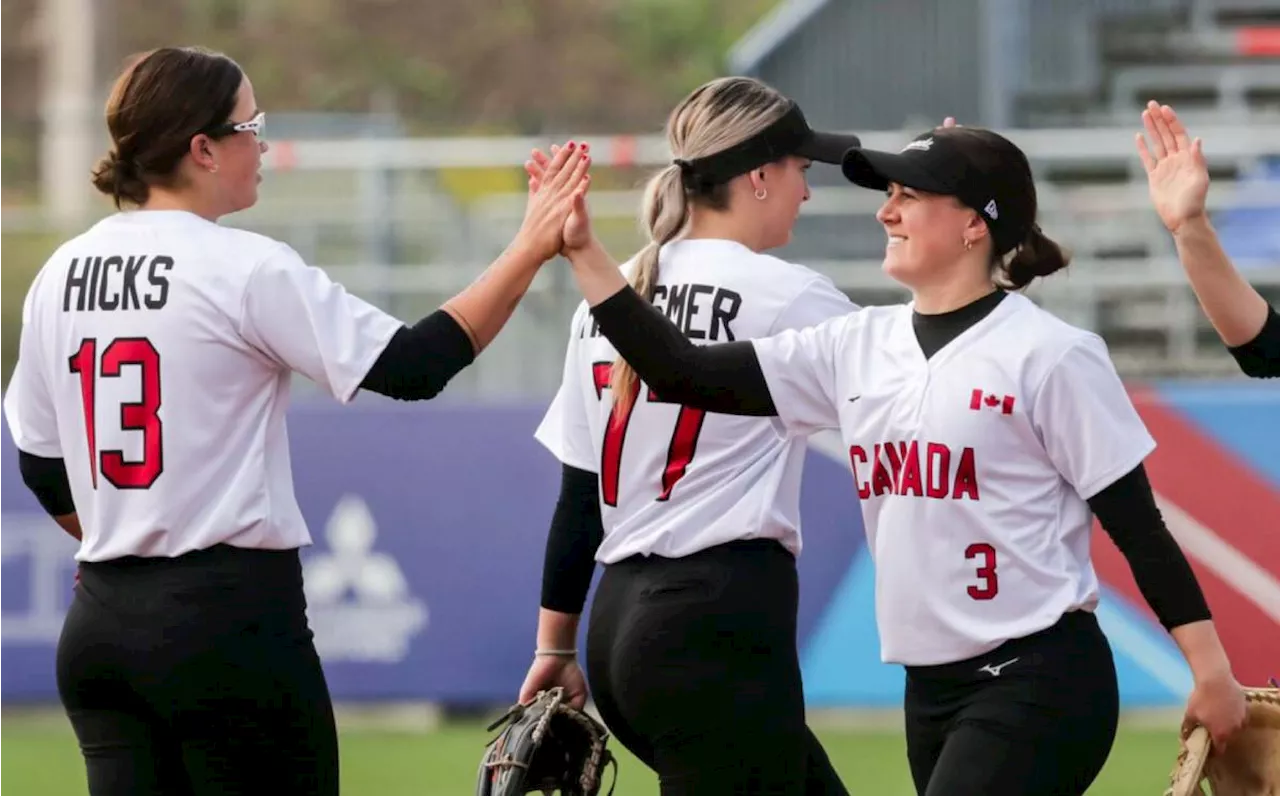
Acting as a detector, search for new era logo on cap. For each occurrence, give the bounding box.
[970,389,1015,415]
[984,199,998,219]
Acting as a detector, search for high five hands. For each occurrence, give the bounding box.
[518,141,593,262]
[525,144,596,257]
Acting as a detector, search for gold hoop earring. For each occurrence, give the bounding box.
[209,164,219,174]
[755,188,767,201]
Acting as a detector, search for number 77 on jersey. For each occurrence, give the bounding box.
[591,362,705,508]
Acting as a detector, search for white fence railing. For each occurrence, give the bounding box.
[6,124,1279,395]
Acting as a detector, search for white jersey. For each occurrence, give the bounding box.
[535,238,857,564]
[751,292,1155,666]
[3,209,401,562]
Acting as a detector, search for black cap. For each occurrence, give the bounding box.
[840,130,1033,255]
[676,101,861,188]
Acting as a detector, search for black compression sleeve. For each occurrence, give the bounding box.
[540,464,604,613]
[1226,303,1280,378]
[1087,464,1211,630]
[589,287,777,415]
[18,451,76,517]
[359,309,476,400]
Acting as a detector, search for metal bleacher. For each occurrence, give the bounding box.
[780,0,1280,381]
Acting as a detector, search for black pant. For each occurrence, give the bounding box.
[57,544,339,796]
[586,539,848,796]
[903,610,1120,796]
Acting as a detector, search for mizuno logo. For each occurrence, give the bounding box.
[978,657,1020,677]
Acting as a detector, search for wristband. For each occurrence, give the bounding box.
[534,648,578,658]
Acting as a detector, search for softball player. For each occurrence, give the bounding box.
[549,124,1248,796]
[519,77,861,795]
[4,46,587,796]
[1137,100,1279,378]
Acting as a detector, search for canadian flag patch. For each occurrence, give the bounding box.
[970,389,1015,415]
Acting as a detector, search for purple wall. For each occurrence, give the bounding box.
[2,399,864,704]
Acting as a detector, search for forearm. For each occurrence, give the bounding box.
[535,608,581,652]
[540,464,603,614]
[569,246,777,414]
[441,241,545,353]
[1171,216,1270,347]
[1170,620,1234,683]
[1089,465,1211,630]
[565,239,630,308]
[54,513,82,541]
[18,451,80,540]
[359,311,476,400]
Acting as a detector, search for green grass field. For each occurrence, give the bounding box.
[2,712,1182,794]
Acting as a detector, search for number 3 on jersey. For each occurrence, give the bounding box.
[965,542,999,600]
[592,362,706,507]
[68,337,164,490]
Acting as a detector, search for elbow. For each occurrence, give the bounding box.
[17,451,76,518]
[389,375,452,402]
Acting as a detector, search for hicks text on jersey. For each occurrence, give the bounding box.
[63,255,174,312]
[581,282,743,342]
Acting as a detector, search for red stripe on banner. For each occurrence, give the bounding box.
[1091,520,1280,687]
[1090,388,1280,686]
[1129,389,1280,574]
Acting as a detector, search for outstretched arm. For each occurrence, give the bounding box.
[237,141,592,404]
[1137,101,1278,376]
[522,147,775,414]
[569,246,777,415]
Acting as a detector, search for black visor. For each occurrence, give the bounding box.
[841,132,1031,256]
[676,102,861,188]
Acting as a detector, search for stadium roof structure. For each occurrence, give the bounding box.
[727,0,831,75]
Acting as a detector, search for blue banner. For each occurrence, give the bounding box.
[13,385,1263,708]
[2,398,863,705]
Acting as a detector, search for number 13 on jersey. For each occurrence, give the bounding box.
[68,337,164,490]
[592,362,706,507]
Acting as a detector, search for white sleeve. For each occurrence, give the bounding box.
[770,274,859,333]
[751,312,852,437]
[1031,335,1157,499]
[239,243,404,404]
[533,306,597,473]
[3,281,62,458]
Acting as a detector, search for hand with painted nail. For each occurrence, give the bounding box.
[517,140,593,262]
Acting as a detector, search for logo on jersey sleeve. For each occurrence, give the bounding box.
[849,441,980,501]
[969,389,1015,416]
[303,495,428,663]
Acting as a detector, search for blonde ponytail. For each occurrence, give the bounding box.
[604,75,792,421]
[609,165,690,416]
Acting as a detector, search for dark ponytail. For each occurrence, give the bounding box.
[996,223,1071,290]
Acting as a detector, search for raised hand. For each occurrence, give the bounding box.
[525,145,594,254]
[516,141,592,262]
[1136,100,1209,234]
